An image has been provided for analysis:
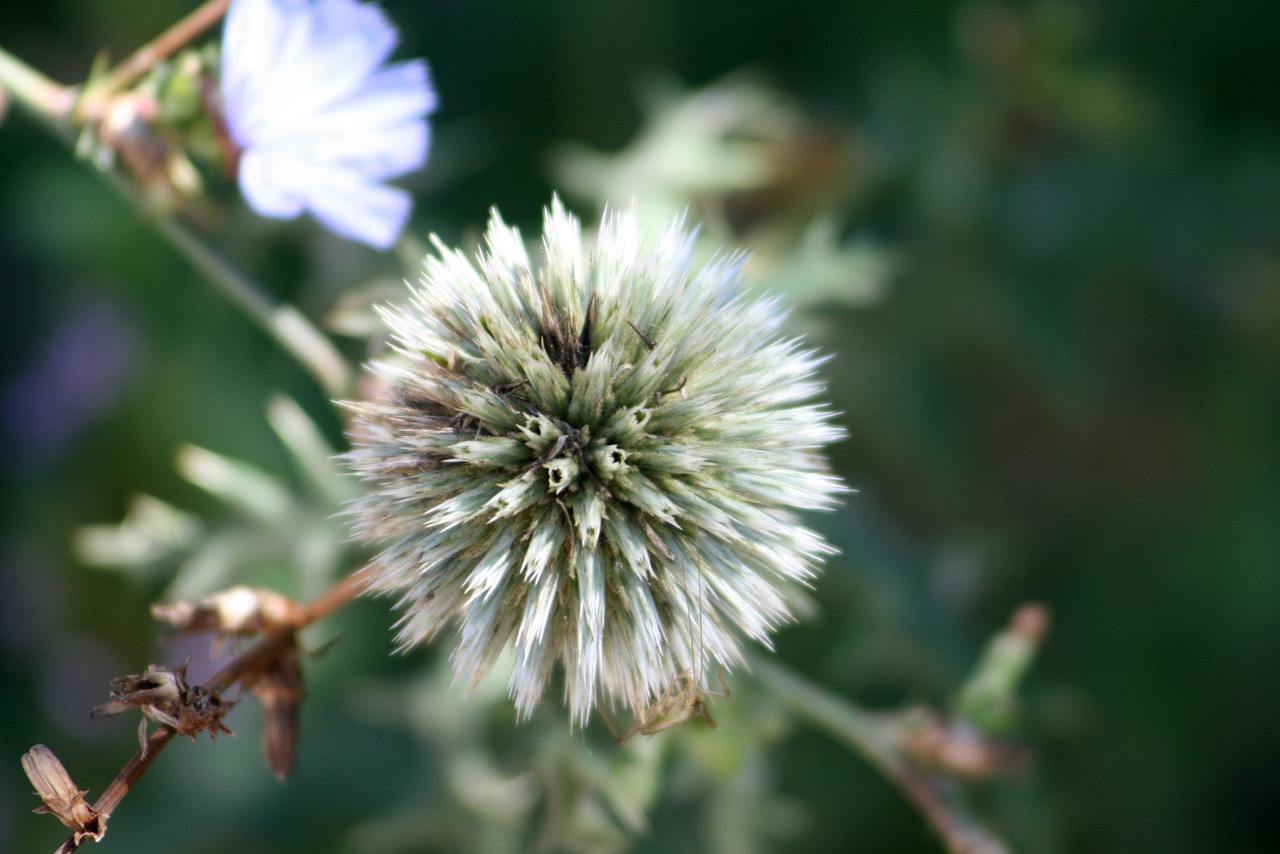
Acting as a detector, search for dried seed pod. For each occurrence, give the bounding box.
[21,745,106,844]
[242,639,304,781]
[898,710,1030,781]
[91,661,235,749]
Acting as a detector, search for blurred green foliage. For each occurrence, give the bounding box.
[2,1,1279,852]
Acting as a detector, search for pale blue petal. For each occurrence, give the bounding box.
[242,1,397,141]
[305,114,431,178]
[301,61,436,141]
[308,0,397,71]
[220,0,435,247]
[221,0,296,136]
[237,148,308,218]
[305,170,412,249]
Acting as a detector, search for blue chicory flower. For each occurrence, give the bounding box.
[220,0,437,248]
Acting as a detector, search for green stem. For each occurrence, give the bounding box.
[78,0,230,121]
[0,45,76,119]
[154,217,352,397]
[750,655,1010,854]
[749,655,899,773]
[0,43,351,397]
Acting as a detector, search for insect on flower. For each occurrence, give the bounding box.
[90,661,234,751]
[606,553,732,744]
[609,669,731,745]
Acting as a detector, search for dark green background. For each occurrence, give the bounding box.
[2,1,1278,851]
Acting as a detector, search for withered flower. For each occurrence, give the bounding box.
[21,744,106,845]
[153,586,307,779]
[898,710,1030,781]
[91,661,234,749]
[242,641,304,781]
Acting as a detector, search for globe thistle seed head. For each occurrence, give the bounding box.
[346,198,846,724]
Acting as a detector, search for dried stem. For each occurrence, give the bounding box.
[51,568,370,854]
[207,567,371,693]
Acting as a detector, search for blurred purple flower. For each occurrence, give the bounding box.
[2,300,139,467]
[220,0,437,248]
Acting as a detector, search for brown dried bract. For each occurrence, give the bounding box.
[90,661,234,750]
[898,710,1029,781]
[242,638,304,781]
[21,745,106,844]
[151,585,300,636]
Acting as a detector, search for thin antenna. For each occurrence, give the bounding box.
[678,550,707,690]
[610,549,728,745]
[694,559,706,686]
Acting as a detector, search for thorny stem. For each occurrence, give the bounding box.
[78,0,231,121]
[52,569,371,854]
[750,656,1010,854]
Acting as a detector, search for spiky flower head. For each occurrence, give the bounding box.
[346,198,844,724]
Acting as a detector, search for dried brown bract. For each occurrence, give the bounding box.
[21,745,106,844]
[91,661,235,750]
[150,586,323,780]
[152,585,300,636]
[898,710,1029,781]
[242,638,304,781]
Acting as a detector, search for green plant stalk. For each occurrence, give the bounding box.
[749,654,899,772]
[77,0,230,121]
[0,45,76,119]
[0,44,351,397]
[154,216,352,397]
[956,603,1047,735]
[750,655,1010,854]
